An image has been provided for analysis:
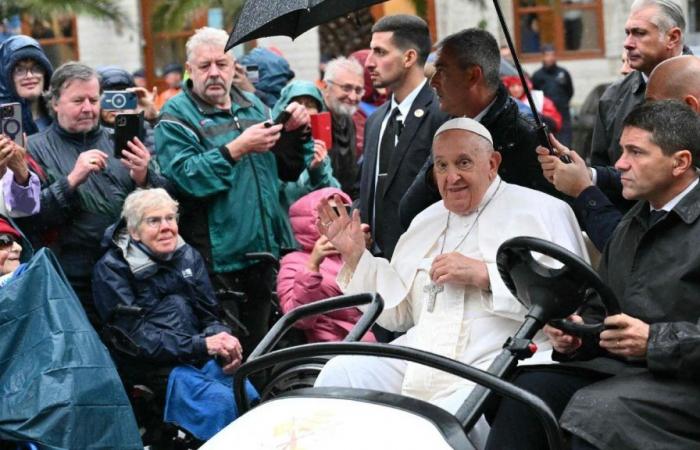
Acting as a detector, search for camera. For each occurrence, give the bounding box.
[101,90,137,110]
[0,102,23,145]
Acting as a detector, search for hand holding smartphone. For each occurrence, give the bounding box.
[0,103,23,146]
[265,110,292,128]
[113,112,145,159]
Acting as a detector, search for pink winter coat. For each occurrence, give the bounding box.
[277,187,376,343]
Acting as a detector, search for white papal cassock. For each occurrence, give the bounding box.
[316,176,589,409]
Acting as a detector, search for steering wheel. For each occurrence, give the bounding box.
[497,236,621,335]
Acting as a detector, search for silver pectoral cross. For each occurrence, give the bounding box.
[423,282,444,313]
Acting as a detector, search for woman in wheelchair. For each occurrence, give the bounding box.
[92,188,258,443]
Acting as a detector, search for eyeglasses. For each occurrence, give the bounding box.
[327,80,365,96]
[0,234,17,249]
[142,213,179,229]
[13,65,43,78]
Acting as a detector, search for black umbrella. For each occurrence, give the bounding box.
[492,0,570,162]
[227,0,389,50]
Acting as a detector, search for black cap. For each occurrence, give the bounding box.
[162,63,183,77]
[97,66,135,90]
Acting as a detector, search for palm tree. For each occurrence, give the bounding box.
[0,0,125,26]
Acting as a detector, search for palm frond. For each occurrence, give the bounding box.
[151,0,245,32]
[1,0,125,25]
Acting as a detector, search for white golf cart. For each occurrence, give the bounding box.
[201,237,620,450]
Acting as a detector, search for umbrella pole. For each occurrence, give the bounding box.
[492,0,571,163]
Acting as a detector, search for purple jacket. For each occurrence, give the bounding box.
[277,187,376,343]
[2,169,40,217]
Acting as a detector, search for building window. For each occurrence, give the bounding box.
[514,0,604,59]
[22,15,79,67]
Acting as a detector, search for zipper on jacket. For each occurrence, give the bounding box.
[248,156,272,253]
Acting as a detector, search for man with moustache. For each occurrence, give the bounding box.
[27,62,167,325]
[155,27,311,353]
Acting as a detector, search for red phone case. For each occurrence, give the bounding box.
[310,112,333,149]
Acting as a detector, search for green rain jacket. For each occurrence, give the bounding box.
[273,80,340,213]
[155,81,311,273]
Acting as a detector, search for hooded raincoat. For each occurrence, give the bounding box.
[0,218,142,449]
[240,47,295,108]
[277,187,375,343]
[273,80,340,212]
[0,35,53,135]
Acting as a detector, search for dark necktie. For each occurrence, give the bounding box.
[373,107,402,253]
[378,107,402,176]
[648,209,667,227]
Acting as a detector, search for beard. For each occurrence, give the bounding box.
[327,97,358,117]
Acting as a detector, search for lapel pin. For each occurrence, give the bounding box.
[414,108,425,118]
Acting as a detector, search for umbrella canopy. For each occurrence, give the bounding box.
[227,0,388,50]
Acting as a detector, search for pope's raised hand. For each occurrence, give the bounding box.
[316,194,365,271]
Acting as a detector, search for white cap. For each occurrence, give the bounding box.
[433,117,493,145]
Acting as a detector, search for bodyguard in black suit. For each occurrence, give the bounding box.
[359,15,448,259]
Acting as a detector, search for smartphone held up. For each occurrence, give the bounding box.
[0,102,23,146]
[265,110,292,128]
[113,112,145,159]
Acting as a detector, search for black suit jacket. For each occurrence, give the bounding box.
[359,82,448,258]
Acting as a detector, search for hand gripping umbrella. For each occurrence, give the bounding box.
[226,0,389,51]
[493,0,571,163]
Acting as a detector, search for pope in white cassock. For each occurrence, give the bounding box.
[314,117,589,414]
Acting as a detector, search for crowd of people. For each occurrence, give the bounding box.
[0,0,698,448]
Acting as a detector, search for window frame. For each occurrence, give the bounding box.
[513,0,605,61]
[20,15,80,65]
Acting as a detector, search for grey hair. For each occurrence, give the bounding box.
[630,0,686,42]
[323,57,364,83]
[45,61,99,107]
[122,188,179,231]
[186,27,234,63]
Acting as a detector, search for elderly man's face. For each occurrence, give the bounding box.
[615,126,684,207]
[430,46,472,116]
[130,205,179,256]
[624,6,675,75]
[433,130,500,215]
[53,77,101,133]
[324,66,364,117]
[187,44,235,108]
